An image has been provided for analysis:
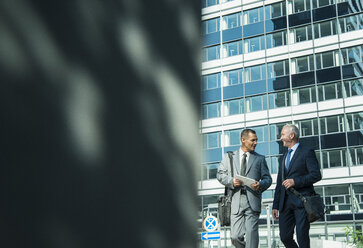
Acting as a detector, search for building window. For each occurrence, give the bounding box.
[222,12,242,30]
[224,129,242,146]
[339,14,361,33]
[296,118,319,137]
[202,0,219,8]
[321,149,347,168]
[341,45,363,65]
[268,91,290,109]
[318,82,343,101]
[244,35,265,53]
[202,17,220,35]
[314,20,337,39]
[203,45,220,62]
[292,86,317,105]
[292,24,312,43]
[320,115,345,134]
[343,78,363,97]
[202,163,219,180]
[245,94,267,112]
[352,183,363,213]
[203,73,221,90]
[244,64,266,83]
[203,102,221,119]
[316,50,339,70]
[325,185,351,214]
[265,1,286,20]
[224,98,244,116]
[346,112,363,131]
[267,59,289,78]
[293,55,314,73]
[348,147,363,166]
[313,0,336,8]
[270,122,290,141]
[252,125,269,142]
[266,30,288,49]
[291,0,311,13]
[223,40,243,58]
[267,155,281,174]
[243,6,264,25]
[203,132,221,149]
[223,68,243,86]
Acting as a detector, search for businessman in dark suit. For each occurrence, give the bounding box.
[272,124,321,248]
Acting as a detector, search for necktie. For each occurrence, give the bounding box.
[241,153,247,176]
[285,149,293,170]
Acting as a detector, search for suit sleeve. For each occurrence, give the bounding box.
[293,148,322,188]
[272,158,283,210]
[217,153,234,189]
[258,156,272,193]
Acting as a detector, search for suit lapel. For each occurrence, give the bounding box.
[282,152,287,179]
[286,145,302,174]
[233,149,240,176]
[245,152,256,175]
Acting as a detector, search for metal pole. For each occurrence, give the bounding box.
[266,205,271,248]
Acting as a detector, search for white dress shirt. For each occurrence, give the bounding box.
[286,142,300,165]
[239,148,250,171]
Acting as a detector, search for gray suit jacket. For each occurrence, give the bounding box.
[217,149,272,214]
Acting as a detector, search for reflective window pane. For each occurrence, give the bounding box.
[297,56,309,73]
[203,73,221,90]
[299,87,311,104]
[207,132,220,148]
[224,12,242,29]
[322,51,335,68]
[252,95,263,111]
[324,84,337,100]
[300,119,313,136]
[326,116,339,133]
[203,18,220,34]
[204,45,220,62]
[321,21,333,37]
[224,40,243,57]
[224,68,243,86]
[203,102,220,119]
[346,15,358,32]
[294,0,310,13]
[229,100,240,115]
[348,46,361,63]
[226,99,244,116]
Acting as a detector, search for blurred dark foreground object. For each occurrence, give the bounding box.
[0,0,201,247]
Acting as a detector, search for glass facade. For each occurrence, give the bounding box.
[201,0,363,247]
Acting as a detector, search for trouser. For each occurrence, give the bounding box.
[279,193,310,248]
[230,195,259,248]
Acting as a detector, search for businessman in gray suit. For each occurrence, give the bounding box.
[217,129,272,248]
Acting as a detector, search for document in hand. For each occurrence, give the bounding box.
[235,175,256,188]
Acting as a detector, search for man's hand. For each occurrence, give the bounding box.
[282,179,295,189]
[233,178,243,187]
[272,209,279,220]
[250,182,260,191]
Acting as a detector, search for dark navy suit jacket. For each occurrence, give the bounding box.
[273,144,322,212]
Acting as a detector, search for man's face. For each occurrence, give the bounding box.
[280,127,293,148]
[241,132,258,152]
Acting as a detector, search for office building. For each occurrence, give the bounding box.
[200,0,363,247]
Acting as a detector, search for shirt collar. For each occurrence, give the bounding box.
[290,142,300,151]
[240,148,250,157]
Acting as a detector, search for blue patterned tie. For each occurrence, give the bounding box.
[285,149,293,170]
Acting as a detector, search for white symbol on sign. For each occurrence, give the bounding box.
[203,215,219,232]
[202,232,221,240]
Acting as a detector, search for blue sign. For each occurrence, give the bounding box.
[201,231,221,240]
[203,215,218,232]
